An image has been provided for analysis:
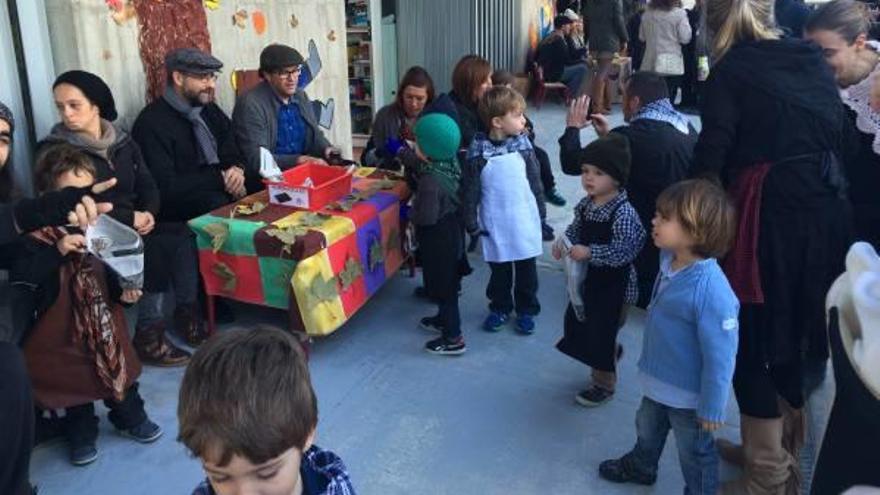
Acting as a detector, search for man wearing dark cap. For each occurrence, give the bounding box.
[560,72,697,307]
[132,47,248,223]
[536,15,590,96]
[232,43,337,173]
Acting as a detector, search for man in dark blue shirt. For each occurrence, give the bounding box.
[233,44,337,174]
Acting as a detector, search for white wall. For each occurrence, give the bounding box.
[43,0,353,155]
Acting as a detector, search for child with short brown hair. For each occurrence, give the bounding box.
[461,85,546,334]
[599,179,738,495]
[179,326,355,495]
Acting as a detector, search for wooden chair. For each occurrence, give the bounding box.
[531,62,571,109]
[231,69,262,97]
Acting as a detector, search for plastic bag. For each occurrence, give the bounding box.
[259,146,283,182]
[555,235,588,321]
[85,215,145,290]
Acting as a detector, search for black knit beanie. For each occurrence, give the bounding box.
[579,133,632,185]
[0,101,13,132]
[53,70,118,122]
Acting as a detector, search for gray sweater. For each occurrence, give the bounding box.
[583,0,629,54]
[411,172,459,227]
[232,81,331,173]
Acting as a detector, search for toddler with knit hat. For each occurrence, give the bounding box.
[552,133,646,407]
[412,113,468,355]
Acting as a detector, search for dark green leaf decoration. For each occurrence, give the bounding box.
[308,275,339,309]
[369,237,385,272]
[203,222,229,253]
[212,262,237,292]
[230,201,267,218]
[386,227,400,256]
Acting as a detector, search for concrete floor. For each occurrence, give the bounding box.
[29,102,745,494]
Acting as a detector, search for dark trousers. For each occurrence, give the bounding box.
[64,383,147,446]
[534,145,556,193]
[0,343,34,495]
[137,234,200,328]
[623,397,720,495]
[437,297,462,341]
[664,76,683,105]
[487,258,540,315]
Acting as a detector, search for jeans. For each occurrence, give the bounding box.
[64,383,147,446]
[625,397,719,495]
[560,64,589,97]
[800,359,833,495]
[136,238,199,328]
[487,258,540,315]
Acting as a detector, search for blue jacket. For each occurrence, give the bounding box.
[638,252,739,422]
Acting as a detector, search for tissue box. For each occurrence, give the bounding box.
[264,163,352,210]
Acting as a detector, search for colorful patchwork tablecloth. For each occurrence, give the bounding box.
[189,167,410,336]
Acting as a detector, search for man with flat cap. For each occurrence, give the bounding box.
[132,47,248,223]
[233,43,337,174]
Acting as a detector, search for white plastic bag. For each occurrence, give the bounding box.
[85,215,145,290]
[259,146,283,182]
[555,235,589,321]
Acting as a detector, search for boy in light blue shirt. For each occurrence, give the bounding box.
[599,180,739,495]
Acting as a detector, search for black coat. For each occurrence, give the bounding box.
[774,0,810,38]
[132,99,244,222]
[559,119,697,307]
[841,107,880,249]
[447,92,486,150]
[537,33,582,82]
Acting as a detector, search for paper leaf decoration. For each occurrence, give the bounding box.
[265,225,308,255]
[327,30,337,42]
[308,275,338,309]
[339,257,363,290]
[300,212,331,228]
[386,228,400,255]
[203,222,229,253]
[252,10,267,35]
[212,262,237,292]
[369,238,385,272]
[375,179,396,190]
[233,9,248,28]
[203,0,220,10]
[290,14,299,28]
[230,201,267,218]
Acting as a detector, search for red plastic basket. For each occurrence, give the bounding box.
[265,163,353,211]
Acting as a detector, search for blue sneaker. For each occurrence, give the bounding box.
[482,312,509,332]
[119,419,163,444]
[515,314,536,335]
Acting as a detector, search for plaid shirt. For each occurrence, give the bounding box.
[565,190,646,304]
[192,446,356,495]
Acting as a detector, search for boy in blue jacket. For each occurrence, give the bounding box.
[599,179,738,495]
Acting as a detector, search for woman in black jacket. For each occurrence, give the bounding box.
[693,0,851,491]
[42,71,200,367]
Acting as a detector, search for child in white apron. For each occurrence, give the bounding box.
[461,86,547,334]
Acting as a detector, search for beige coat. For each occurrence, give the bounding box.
[639,8,692,75]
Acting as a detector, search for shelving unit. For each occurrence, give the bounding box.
[346,0,375,148]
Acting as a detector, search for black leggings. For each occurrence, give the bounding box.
[64,383,148,445]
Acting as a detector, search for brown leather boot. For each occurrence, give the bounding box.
[174,303,207,347]
[133,322,191,367]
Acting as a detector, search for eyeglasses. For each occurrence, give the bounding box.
[185,73,219,83]
[273,67,303,79]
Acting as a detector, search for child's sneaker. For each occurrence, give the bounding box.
[482,312,509,332]
[70,441,98,466]
[575,386,615,407]
[425,336,466,356]
[419,316,444,333]
[119,418,163,444]
[515,314,536,335]
[599,453,658,485]
[545,188,567,207]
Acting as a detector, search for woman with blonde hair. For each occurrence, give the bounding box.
[692,0,851,492]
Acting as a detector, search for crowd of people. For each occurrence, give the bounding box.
[2,0,880,493]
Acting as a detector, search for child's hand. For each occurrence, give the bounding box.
[133,211,155,235]
[120,289,143,304]
[698,418,723,432]
[57,234,86,256]
[569,244,591,261]
[552,243,563,260]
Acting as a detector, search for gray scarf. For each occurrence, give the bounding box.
[50,119,117,161]
[162,86,219,166]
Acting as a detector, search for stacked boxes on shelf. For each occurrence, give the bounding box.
[346,0,373,138]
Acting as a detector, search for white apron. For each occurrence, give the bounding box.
[478,152,543,263]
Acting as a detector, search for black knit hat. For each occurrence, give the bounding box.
[53,70,118,122]
[0,101,13,133]
[579,133,632,185]
[259,44,305,74]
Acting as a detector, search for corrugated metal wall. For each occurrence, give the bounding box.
[474,0,518,77]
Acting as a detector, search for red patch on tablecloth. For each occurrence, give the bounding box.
[325,233,367,316]
[198,251,265,305]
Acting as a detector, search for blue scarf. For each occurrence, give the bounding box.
[631,98,691,135]
[467,132,534,161]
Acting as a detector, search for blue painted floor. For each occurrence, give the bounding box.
[29,103,745,494]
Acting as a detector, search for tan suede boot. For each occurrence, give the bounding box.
[721,414,799,495]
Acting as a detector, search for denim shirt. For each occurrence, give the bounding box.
[275,100,307,155]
